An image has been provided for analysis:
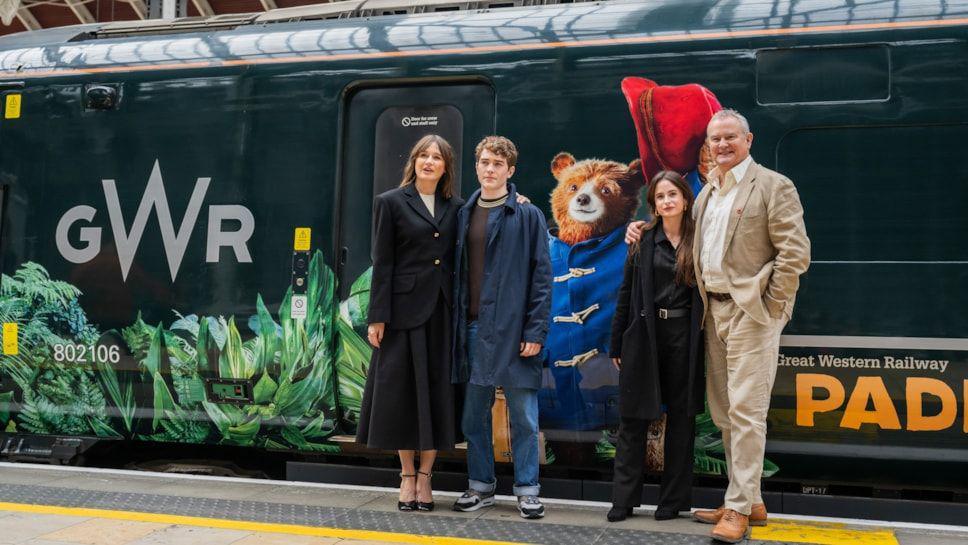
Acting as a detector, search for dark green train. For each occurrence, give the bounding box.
[0,0,966,506]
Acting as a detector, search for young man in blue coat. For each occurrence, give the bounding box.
[452,136,553,519]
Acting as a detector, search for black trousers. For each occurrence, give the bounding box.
[611,316,695,511]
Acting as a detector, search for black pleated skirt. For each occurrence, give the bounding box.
[356,294,456,451]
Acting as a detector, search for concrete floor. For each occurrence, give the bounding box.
[0,463,965,545]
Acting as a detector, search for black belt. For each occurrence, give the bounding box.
[707,291,732,302]
[656,307,690,319]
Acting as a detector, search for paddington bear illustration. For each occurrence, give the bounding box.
[539,77,721,433]
[540,154,645,431]
[621,76,722,194]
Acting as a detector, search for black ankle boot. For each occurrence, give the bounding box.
[607,506,634,522]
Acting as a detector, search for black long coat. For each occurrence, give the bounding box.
[367,183,463,330]
[608,227,705,420]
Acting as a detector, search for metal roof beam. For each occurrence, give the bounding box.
[128,0,148,19]
[259,0,278,11]
[64,0,96,24]
[16,7,41,30]
[191,0,214,17]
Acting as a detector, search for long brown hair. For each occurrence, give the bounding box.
[398,134,456,199]
[640,170,697,286]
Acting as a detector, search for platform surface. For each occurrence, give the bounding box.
[0,463,965,545]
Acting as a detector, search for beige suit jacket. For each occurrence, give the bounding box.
[693,160,811,326]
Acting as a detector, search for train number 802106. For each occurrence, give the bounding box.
[52,343,122,364]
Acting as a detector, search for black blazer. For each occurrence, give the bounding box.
[608,227,705,420]
[367,184,464,330]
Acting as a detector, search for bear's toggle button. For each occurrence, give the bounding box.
[434,259,441,265]
[554,348,599,367]
[434,232,440,238]
[553,303,600,325]
[554,267,596,282]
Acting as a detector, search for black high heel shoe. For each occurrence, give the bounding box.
[398,473,417,511]
[416,470,435,512]
[607,506,634,522]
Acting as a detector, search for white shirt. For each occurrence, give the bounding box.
[700,155,753,293]
[419,192,435,217]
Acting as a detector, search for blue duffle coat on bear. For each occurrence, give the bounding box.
[541,225,628,429]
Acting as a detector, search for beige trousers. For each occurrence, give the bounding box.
[705,297,785,515]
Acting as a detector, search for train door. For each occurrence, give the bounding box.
[334,82,495,432]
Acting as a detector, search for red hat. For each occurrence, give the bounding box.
[621,77,722,182]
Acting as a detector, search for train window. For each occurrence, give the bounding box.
[776,124,968,262]
[757,45,890,105]
[336,82,495,300]
[372,105,464,196]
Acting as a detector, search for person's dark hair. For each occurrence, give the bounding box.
[637,170,697,286]
[399,134,456,199]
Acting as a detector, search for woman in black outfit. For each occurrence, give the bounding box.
[356,134,462,512]
[607,170,705,522]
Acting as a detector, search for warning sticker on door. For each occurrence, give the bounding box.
[290,295,308,320]
[401,116,438,127]
[294,228,311,251]
[4,94,21,119]
[3,323,18,355]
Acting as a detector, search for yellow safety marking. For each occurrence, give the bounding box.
[2,323,17,355]
[751,520,898,545]
[0,501,534,545]
[3,94,20,119]
[294,227,312,251]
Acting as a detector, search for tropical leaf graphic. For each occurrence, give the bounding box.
[340,267,372,337]
[593,408,780,477]
[0,255,372,452]
[1,262,80,308]
[95,354,136,435]
[0,263,116,437]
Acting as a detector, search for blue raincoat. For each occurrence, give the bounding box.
[540,225,628,431]
[452,183,553,389]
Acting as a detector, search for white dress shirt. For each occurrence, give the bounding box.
[700,155,753,293]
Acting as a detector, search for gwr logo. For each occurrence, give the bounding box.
[56,160,255,282]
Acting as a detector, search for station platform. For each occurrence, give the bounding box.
[0,463,965,545]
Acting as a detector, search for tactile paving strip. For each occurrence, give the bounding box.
[0,482,790,544]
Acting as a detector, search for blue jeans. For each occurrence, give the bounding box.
[462,321,541,497]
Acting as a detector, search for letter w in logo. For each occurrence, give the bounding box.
[102,160,209,281]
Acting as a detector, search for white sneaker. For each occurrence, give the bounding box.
[517,495,545,519]
[452,489,495,512]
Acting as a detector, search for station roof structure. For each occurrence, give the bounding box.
[0,0,577,36]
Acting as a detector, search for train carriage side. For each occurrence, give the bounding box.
[476,14,968,491]
[0,0,965,496]
[0,55,357,455]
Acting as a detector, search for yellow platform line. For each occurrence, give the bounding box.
[752,520,899,545]
[0,501,533,545]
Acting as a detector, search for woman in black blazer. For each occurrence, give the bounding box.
[607,170,705,522]
[356,134,463,512]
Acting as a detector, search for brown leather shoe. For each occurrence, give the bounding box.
[710,509,749,543]
[693,503,767,526]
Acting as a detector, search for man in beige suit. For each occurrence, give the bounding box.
[694,109,810,542]
[626,109,809,542]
